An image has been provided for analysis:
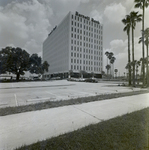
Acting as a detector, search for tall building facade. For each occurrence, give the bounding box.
[43,11,103,78]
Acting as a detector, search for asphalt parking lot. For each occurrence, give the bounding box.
[0,80,143,108]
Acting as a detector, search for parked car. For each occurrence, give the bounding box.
[85,78,98,83]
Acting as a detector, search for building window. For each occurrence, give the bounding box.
[71,59,73,63]
[71,33,73,37]
[71,46,73,50]
[75,22,76,26]
[72,15,73,19]
[71,40,73,44]
[71,65,73,70]
[71,27,73,31]
[78,23,79,27]
[71,52,73,56]
[86,66,88,70]
[72,21,73,25]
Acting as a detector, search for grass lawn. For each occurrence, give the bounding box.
[16,107,149,150]
[0,90,149,116]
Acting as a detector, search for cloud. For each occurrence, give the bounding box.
[104,3,126,23]
[0,0,53,53]
[90,9,103,23]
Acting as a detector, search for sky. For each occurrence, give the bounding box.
[0,0,149,75]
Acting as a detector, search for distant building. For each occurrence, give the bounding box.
[43,11,103,78]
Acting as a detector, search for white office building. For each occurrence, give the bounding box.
[43,11,103,78]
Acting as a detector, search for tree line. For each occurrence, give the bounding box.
[0,46,49,81]
[122,0,149,87]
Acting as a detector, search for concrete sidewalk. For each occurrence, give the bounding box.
[0,93,149,150]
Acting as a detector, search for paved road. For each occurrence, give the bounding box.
[0,80,144,108]
[0,93,149,150]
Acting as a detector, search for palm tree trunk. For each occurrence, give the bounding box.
[128,31,131,85]
[142,5,145,86]
[146,43,149,86]
[132,26,135,86]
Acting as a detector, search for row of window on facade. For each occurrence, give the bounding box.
[71,33,102,41]
[71,65,101,72]
[71,52,102,60]
[71,59,102,65]
[71,40,102,47]
[72,15,102,28]
[71,27,102,36]
[71,47,102,54]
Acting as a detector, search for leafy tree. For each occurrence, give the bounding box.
[134,0,149,85]
[41,61,49,74]
[122,15,132,85]
[79,70,87,78]
[29,54,42,74]
[68,70,73,78]
[29,54,49,76]
[91,72,95,78]
[0,47,30,81]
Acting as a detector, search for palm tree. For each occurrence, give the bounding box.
[110,56,116,77]
[139,28,149,86]
[106,64,111,76]
[108,52,114,77]
[114,69,118,78]
[144,28,149,86]
[129,11,142,86]
[105,51,109,74]
[122,15,131,85]
[134,0,149,86]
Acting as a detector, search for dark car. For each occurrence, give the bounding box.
[85,78,98,83]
